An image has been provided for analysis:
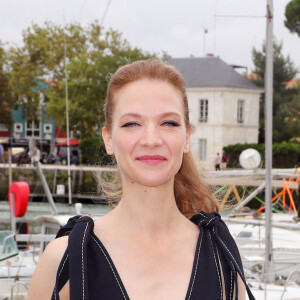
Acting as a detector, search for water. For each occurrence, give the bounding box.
[0,201,113,233]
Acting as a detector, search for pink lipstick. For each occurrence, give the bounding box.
[136,155,167,165]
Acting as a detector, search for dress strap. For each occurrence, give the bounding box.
[51,215,94,300]
[51,249,69,300]
[190,211,256,300]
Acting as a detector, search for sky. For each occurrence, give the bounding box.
[0,0,299,75]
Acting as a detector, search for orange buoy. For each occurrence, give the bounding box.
[8,182,30,217]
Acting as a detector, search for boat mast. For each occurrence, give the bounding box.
[64,28,72,206]
[264,0,274,283]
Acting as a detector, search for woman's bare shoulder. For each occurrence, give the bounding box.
[45,235,69,256]
[27,236,69,300]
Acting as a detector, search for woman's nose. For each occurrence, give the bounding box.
[140,124,163,147]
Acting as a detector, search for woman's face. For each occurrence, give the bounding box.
[103,79,191,187]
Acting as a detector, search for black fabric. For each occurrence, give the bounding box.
[190,211,255,300]
[51,212,255,300]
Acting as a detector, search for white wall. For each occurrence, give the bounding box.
[187,87,261,170]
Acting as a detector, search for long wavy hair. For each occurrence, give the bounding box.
[101,59,219,217]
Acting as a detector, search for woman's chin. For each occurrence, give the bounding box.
[124,174,174,188]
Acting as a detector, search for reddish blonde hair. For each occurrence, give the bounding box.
[103,59,219,217]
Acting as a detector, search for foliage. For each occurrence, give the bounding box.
[285,0,300,37]
[279,83,300,142]
[44,173,54,180]
[251,40,298,143]
[0,42,13,128]
[79,134,114,165]
[7,21,157,137]
[223,142,300,168]
[56,171,69,181]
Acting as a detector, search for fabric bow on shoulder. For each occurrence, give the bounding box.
[190,211,255,300]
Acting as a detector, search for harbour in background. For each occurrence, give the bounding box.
[0,201,113,232]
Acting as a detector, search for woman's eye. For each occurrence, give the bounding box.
[162,121,180,127]
[121,122,140,128]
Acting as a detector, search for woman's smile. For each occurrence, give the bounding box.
[135,155,167,165]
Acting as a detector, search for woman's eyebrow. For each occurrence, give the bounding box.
[119,112,181,119]
[119,113,142,119]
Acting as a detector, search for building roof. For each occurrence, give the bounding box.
[285,78,300,89]
[167,57,261,90]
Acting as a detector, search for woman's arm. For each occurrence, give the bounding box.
[237,245,246,300]
[220,264,246,300]
[27,236,68,300]
[237,272,246,300]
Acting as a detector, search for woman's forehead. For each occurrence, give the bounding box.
[112,79,184,116]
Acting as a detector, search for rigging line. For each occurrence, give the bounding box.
[78,0,89,21]
[213,0,220,59]
[100,0,112,27]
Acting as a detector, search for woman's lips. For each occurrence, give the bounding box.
[136,155,167,165]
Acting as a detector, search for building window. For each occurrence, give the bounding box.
[199,139,207,161]
[14,123,23,133]
[26,120,40,137]
[43,123,52,134]
[237,100,244,124]
[199,99,208,122]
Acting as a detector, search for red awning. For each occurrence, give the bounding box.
[55,138,80,146]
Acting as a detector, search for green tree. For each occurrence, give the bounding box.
[8,46,44,119]
[251,40,298,142]
[0,42,13,128]
[8,21,156,137]
[285,0,300,37]
[282,83,300,142]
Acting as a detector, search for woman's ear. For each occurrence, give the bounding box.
[183,126,191,153]
[102,127,114,155]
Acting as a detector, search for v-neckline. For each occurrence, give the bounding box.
[91,227,202,300]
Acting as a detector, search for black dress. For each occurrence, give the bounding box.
[51,212,255,300]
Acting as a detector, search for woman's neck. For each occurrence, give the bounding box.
[108,179,189,239]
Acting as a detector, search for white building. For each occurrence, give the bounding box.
[168,57,263,170]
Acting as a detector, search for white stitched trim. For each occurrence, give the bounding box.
[58,254,69,279]
[198,220,205,226]
[187,232,203,300]
[218,236,245,281]
[91,236,127,300]
[213,227,240,300]
[208,231,223,300]
[231,263,237,300]
[206,217,217,226]
[230,263,234,300]
[53,254,69,300]
[198,212,208,219]
[82,223,89,300]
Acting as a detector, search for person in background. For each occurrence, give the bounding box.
[214,152,221,171]
[71,148,79,165]
[222,150,229,170]
[0,142,5,163]
[17,146,31,165]
[31,145,40,164]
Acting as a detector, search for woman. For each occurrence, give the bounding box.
[27,59,254,299]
